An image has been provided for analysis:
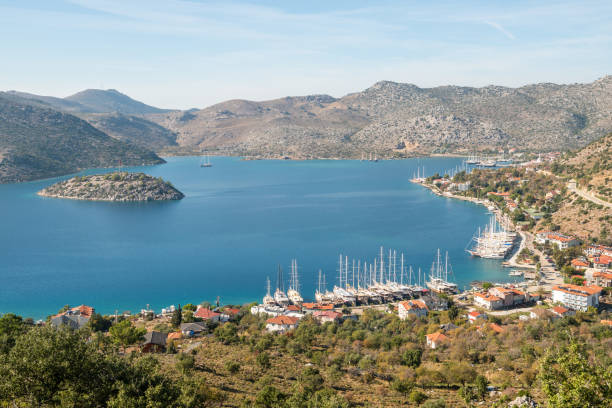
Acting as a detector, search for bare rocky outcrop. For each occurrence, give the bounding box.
[38,172,184,202]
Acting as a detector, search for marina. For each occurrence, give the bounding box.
[0,156,520,319]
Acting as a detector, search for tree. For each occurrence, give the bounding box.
[474,374,489,399]
[172,304,182,328]
[298,366,324,395]
[0,313,25,353]
[447,305,459,321]
[225,360,240,374]
[401,349,422,368]
[0,326,185,406]
[539,342,612,407]
[257,352,271,371]
[109,320,146,350]
[88,313,112,332]
[409,390,428,404]
[176,352,195,375]
[255,385,284,407]
[391,378,414,396]
[482,282,493,290]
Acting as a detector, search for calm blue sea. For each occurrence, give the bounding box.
[0,157,517,319]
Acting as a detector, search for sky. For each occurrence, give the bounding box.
[0,0,610,109]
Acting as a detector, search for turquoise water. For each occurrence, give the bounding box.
[0,157,515,319]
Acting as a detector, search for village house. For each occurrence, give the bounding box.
[194,307,221,322]
[473,293,503,310]
[571,258,590,270]
[530,308,554,320]
[167,331,182,341]
[601,320,612,326]
[489,287,528,307]
[313,310,343,324]
[587,270,612,287]
[180,322,207,337]
[50,304,95,329]
[265,315,300,333]
[468,310,487,323]
[398,299,429,319]
[585,245,612,257]
[593,255,612,271]
[142,331,167,353]
[535,232,581,249]
[550,306,575,319]
[473,287,529,310]
[551,284,602,311]
[220,308,240,322]
[426,332,449,349]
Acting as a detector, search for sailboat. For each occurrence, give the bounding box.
[263,277,275,306]
[287,259,303,305]
[200,155,212,168]
[426,249,458,294]
[273,265,289,306]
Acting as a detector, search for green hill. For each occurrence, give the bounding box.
[0,95,165,183]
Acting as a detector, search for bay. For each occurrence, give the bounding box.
[0,156,517,319]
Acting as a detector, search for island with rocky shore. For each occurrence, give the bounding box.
[38,172,184,202]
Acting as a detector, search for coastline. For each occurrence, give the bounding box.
[411,178,533,271]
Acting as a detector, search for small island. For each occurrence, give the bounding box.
[38,172,184,202]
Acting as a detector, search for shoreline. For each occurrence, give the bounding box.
[411,179,534,271]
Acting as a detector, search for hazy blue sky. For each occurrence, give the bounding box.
[1,0,610,109]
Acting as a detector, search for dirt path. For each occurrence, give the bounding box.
[568,182,612,209]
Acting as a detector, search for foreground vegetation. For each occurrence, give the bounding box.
[1,301,611,407]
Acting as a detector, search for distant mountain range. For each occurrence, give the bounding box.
[1,76,610,182]
[147,76,611,157]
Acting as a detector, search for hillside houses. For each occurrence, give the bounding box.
[50,304,95,329]
[473,287,531,310]
[265,315,300,333]
[398,299,428,319]
[536,232,581,249]
[551,284,602,311]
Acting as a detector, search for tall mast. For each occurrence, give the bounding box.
[338,254,343,288]
[266,276,271,296]
[388,248,392,283]
[345,255,349,289]
[373,258,377,284]
[400,253,404,285]
[379,246,384,284]
[445,252,448,282]
[317,270,322,293]
[393,250,397,283]
[352,259,355,289]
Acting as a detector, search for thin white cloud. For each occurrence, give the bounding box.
[484,21,515,40]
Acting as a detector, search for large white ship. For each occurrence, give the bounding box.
[287,258,303,305]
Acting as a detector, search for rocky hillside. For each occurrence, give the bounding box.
[146,76,611,157]
[65,89,169,115]
[0,95,165,183]
[38,172,184,201]
[82,113,178,151]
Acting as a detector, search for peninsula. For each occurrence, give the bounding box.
[38,172,184,202]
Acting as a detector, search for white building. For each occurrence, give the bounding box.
[398,299,428,319]
[265,315,299,333]
[551,284,602,311]
[426,332,449,349]
[535,232,580,249]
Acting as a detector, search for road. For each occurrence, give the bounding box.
[568,182,612,209]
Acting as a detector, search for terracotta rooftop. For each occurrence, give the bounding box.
[266,315,299,325]
[426,332,449,342]
[552,284,603,297]
[551,306,570,315]
[399,300,428,310]
[194,308,221,319]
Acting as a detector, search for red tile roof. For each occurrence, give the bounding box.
[571,259,590,267]
[266,315,299,325]
[552,284,603,297]
[551,306,570,315]
[194,308,220,319]
[167,332,182,340]
[601,320,612,326]
[426,332,449,342]
[224,308,240,315]
[313,310,342,319]
[286,305,301,312]
[489,323,504,333]
[469,311,483,317]
[398,300,428,311]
